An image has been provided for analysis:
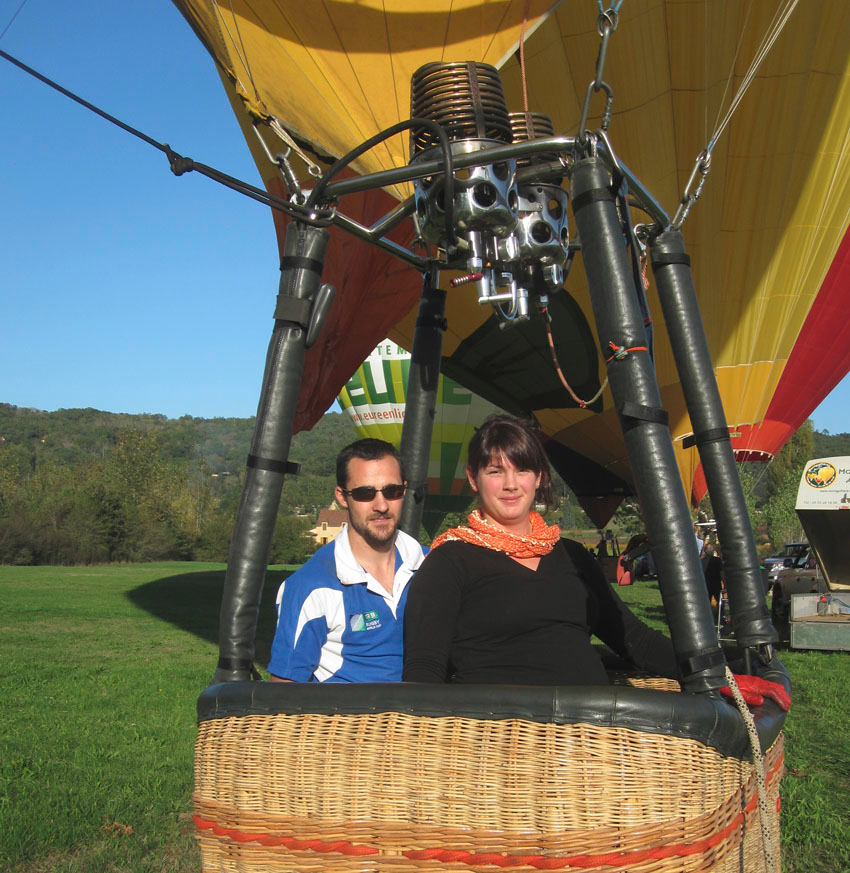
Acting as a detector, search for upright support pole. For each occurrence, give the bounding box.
[650,230,777,653]
[399,272,446,537]
[571,157,725,693]
[213,222,330,684]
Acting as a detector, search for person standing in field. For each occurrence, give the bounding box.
[268,438,426,682]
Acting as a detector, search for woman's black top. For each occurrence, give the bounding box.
[402,539,677,685]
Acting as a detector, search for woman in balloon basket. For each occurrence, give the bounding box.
[403,414,680,685]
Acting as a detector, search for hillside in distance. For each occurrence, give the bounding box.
[0,403,353,479]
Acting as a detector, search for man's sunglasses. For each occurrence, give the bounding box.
[341,484,406,502]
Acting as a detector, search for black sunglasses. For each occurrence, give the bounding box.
[341,484,406,502]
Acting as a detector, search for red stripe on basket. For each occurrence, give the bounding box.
[192,817,379,855]
[194,752,783,869]
[405,754,784,870]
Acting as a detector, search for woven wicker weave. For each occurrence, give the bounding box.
[194,707,783,873]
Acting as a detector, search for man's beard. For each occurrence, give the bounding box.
[348,511,398,549]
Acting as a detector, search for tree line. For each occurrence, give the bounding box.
[1,403,848,566]
[0,405,354,566]
[578,422,850,556]
[696,423,848,554]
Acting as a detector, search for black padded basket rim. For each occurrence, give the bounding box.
[197,662,789,763]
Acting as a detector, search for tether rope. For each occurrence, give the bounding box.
[708,0,801,152]
[723,666,778,873]
[0,0,28,41]
[0,48,335,227]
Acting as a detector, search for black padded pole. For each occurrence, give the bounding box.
[213,222,330,683]
[399,274,446,537]
[650,230,777,652]
[571,158,725,693]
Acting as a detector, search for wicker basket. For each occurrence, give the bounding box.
[193,682,784,873]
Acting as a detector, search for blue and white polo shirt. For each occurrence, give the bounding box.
[268,525,426,682]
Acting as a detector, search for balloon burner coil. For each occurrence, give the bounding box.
[410,65,570,322]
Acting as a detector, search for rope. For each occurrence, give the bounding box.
[640,250,649,292]
[597,0,625,14]
[543,316,608,408]
[708,0,801,152]
[708,0,755,147]
[722,666,778,873]
[268,117,323,177]
[213,0,264,109]
[0,0,28,41]
[605,341,647,362]
[520,0,531,114]
[674,0,800,230]
[0,49,335,227]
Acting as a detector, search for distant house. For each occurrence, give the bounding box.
[311,508,348,546]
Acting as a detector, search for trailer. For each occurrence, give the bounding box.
[776,457,850,650]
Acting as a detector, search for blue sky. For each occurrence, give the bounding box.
[1,1,848,434]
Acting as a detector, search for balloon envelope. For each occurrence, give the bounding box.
[338,340,503,532]
[174,0,850,522]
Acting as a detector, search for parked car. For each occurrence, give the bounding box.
[764,542,809,579]
[769,546,825,634]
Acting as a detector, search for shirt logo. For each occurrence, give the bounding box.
[349,610,382,632]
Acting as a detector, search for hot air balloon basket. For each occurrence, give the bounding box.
[193,681,784,873]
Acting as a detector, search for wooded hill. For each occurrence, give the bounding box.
[0,404,354,566]
[1,403,848,566]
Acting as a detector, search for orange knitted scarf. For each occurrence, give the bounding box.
[431,509,562,558]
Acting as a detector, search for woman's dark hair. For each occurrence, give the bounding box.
[336,438,405,488]
[467,415,558,510]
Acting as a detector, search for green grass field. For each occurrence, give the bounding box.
[1,565,848,872]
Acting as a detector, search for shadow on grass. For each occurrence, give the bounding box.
[636,604,668,621]
[126,568,293,667]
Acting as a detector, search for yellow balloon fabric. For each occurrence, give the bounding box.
[173,0,850,510]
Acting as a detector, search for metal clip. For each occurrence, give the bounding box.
[671,149,712,230]
[597,10,618,36]
[277,152,307,205]
[252,123,308,203]
[577,11,618,146]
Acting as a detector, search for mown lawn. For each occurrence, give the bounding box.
[1,566,848,872]
[617,580,850,873]
[0,563,288,873]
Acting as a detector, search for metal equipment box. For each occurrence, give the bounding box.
[789,593,850,651]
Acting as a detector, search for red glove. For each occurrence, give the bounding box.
[616,556,633,586]
[720,675,791,711]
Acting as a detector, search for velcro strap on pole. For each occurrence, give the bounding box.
[678,645,726,677]
[273,295,312,326]
[416,314,448,331]
[408,480,428,504]
[217,656,260,676]
[650,251,691,268]
[571,185,617,213]
[246,454,301,476]
[280,255,324,274]
[681,426,732,450]
[618,401,669,426]
[733,605,771,625]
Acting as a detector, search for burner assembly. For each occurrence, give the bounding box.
[409,62,570,323]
